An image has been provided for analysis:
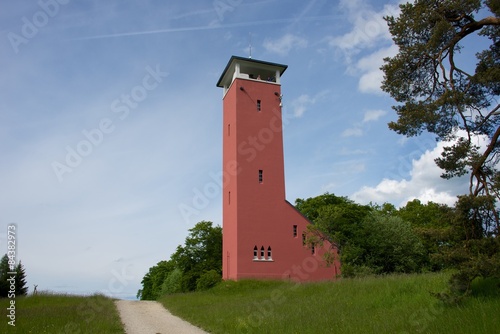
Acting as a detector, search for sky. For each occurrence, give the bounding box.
[0,0,478,299]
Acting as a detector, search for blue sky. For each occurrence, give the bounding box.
[0,0,474,299]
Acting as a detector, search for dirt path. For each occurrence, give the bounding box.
[115,300,207,334]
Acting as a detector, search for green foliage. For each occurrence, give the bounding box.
[0,255,9,297]
[297,193,372,267]
[382,0,500,301]
[396,199,455,270]
[295,193,354,221]
[161,268,183,295]
[297,193,428,276]
[15,261,28,296]
[0,254,28,297]
[361,213,426,274]
[138,221,223,299]
[434,195,500,301]
[196,270,222,291]
[171,221,223,292]
[138,260,175,300]
[382,0,500,217]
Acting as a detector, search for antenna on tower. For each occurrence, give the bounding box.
[248,32,252,59]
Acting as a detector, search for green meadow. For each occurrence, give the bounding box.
[0,273,498,333]
[160,272,500,334]
[0,292,123,333]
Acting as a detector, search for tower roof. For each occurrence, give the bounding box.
[216,56,288,89]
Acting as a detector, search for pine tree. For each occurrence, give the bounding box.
[15,261,28,296]
[0,254,9,297]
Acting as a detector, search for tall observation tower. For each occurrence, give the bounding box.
[217,56,340,281]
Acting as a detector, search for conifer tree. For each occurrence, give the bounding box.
[15,261,28,296]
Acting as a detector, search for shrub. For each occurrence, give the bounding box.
[161,268,183,295]
[196,270,222,291]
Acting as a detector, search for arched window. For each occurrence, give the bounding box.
[260,246,265,259]
[253,246,258,260]
[267,246,272,260]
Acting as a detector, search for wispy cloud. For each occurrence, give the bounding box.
[363,109,387,122]
[356,45,399,94]
[289,90,329,118]
[263,33,308,56]
[328,0,400,57]
[69,16,337,41]
[342,127,363,137]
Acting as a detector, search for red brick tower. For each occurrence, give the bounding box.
[217,56,340,282]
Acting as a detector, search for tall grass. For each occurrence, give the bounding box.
[0,292,123,333]
[159,272,500,334]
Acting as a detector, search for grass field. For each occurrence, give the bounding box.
[0,292,124,333]
[159,272,500,334]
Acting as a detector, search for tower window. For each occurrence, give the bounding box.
[260,246,265,259]
[259,170,263,183]
[253,246,258,260]
[267,246,272,260]
[257,100,261,111]
[293,225,297,237]
[302,232,306,245]
[228,191,231,205]
[228,124,230,136]
[311,244,316,255]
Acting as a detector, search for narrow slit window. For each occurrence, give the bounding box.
[267,246,272,260]
[293,225,297,237]
[253,246,258,260]
[311,244,316,255]
[260,246,265,259]
[259,170,263,183]
[228,191,231,205]
[302,232,306,245]
[257,100,261,111]
[228,124,230,136]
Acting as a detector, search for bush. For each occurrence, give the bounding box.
[196,270,222,291]
[341,264,377,278]
[161,268,183,295]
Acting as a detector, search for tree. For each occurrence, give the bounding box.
[138,260,175,300]
[160,268,183,295]
[0,254,28,297]
[138,221,223,299]
[361,212,426,274]
[171,221,222,292]
[296,193,372,268]
[434,195,500,300]
[382,0,500,300]
[382,0,500,231]
[396,199,455,270]
[0,255,9,297]
[15,261,28,296]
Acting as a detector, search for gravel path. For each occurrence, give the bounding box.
[115,300,208,334]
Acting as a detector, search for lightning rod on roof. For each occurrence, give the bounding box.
[249,32,252,59]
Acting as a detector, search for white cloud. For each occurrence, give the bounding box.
[289,90,329,118]
[263,33,308,56]
[326,1,401,95]
[328,0,400,56]
[363,109,387,122]
[342,127,363,137]
[357,44,399,94]
[351,133,490,207]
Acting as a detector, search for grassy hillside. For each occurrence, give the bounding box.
[159,272,500,334]
[0,292,123,333]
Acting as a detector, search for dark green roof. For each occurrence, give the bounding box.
[216,55,288,88]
